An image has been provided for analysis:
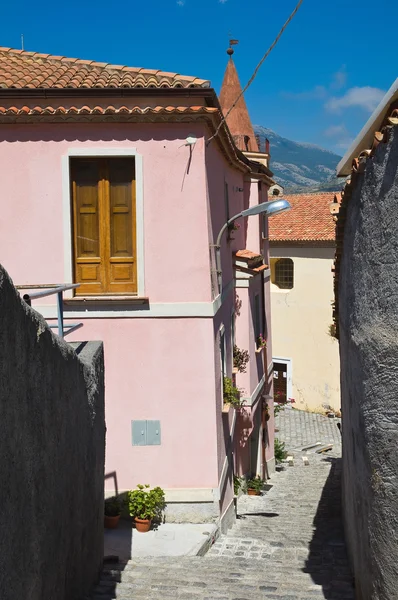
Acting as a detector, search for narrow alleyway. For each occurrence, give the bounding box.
[91,410,354,600]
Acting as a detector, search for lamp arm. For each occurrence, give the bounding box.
[215,211,243,295]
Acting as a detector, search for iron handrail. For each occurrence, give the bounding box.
[17,283,83,338]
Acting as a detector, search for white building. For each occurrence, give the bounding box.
[268,192,341,411]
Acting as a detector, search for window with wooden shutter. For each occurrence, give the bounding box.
[71,157,137,295]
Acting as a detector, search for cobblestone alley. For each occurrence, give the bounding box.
[90,410,355,600]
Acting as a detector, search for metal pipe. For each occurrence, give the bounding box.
[215,211,243,294]
[22,283,80,300]
[56,291,64,338]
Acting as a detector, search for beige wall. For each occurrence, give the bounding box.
[270,245,340,411]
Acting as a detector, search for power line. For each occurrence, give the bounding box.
[207,0,304,146]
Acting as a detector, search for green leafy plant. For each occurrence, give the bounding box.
[274,438,288,463]
[274,403,284,416]
[328,323,337,338]
[233,345,249,373]
[246,475,264,492]
[256,334,267,349]
[234,475,245,496]
[104,496,121,517]
[223,376,242,408]
[128,485,166,521]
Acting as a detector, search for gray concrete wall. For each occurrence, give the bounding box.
[339,125,398,599]
[0,266,105,600]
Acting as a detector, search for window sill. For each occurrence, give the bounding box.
[65,296,149,306]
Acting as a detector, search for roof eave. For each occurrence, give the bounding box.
[0,86,216,99]
[337,78,398,177]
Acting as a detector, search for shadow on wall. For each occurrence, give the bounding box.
[304,458,355,599]
[102,471,132,596]
[0,265,105,600]
[234,409,252,475]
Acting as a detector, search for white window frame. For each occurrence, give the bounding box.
[272,356,293,400]
[62,148,145,297]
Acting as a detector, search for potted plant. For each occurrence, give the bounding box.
[233,345,249,374]
[274,438,288,463]
[128,484,165,533]
[246,475,264,496]
[223,376,242,409]
[256,334,267,351]
[104,496,122,529]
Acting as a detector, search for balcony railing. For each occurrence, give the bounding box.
[17,283,83,338]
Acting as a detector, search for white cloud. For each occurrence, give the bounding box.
[331,67,347,90]
[326,86,385,113]
[335,140,353,150]
[176,0,185,5]
[281,86,327,101]
[323,123,353,149]
[219,0,228,3]
[324,124,348,138]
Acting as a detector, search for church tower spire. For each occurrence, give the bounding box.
[219,43,259,153]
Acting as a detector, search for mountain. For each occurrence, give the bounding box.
[254,126,343,193]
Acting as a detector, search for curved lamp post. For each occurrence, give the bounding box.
[215,198,291,293]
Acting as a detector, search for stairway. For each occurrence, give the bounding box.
[88,456,354,599]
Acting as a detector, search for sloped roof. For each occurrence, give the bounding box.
[337,78,398,176]
[0,47,210,89]
[219,57,259,153]
[269,192,339,242]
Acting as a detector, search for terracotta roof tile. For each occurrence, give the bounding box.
[219,57,259,153]
[235,249,262,260]
[0,104,219,119]
[269,192,340,242]
[0,47,210,89]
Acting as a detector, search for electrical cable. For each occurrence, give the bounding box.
[207,0,304,146]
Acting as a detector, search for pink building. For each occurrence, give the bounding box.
[0,46,281,530]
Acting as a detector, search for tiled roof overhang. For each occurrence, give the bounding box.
[0,47,210,89]
[0,55,274,183]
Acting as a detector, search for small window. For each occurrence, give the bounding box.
[271,258,294,289]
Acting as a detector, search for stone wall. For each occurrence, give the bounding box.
[0,266,105,600]
[339,124,398,599]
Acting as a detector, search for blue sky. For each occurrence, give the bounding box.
[1,0,395,155]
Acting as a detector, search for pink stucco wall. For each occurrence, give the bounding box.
[0,121,224,494]
[0,122,211,303]
[205,141,272,506]
[65,317,219,490]
[0,116,273,511]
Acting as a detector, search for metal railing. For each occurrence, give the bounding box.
[17,283,83,338]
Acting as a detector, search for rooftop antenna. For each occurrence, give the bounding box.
[21,34,24,51]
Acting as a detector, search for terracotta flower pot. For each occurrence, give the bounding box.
[104,515,120,529]
[134,517,152,532]
[247,488,260,496]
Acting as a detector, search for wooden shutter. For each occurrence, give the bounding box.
[71,157,137,295]
[72,160,105,295]
[107,158,137,294]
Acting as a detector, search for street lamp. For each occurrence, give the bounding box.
[215,198,291,293]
